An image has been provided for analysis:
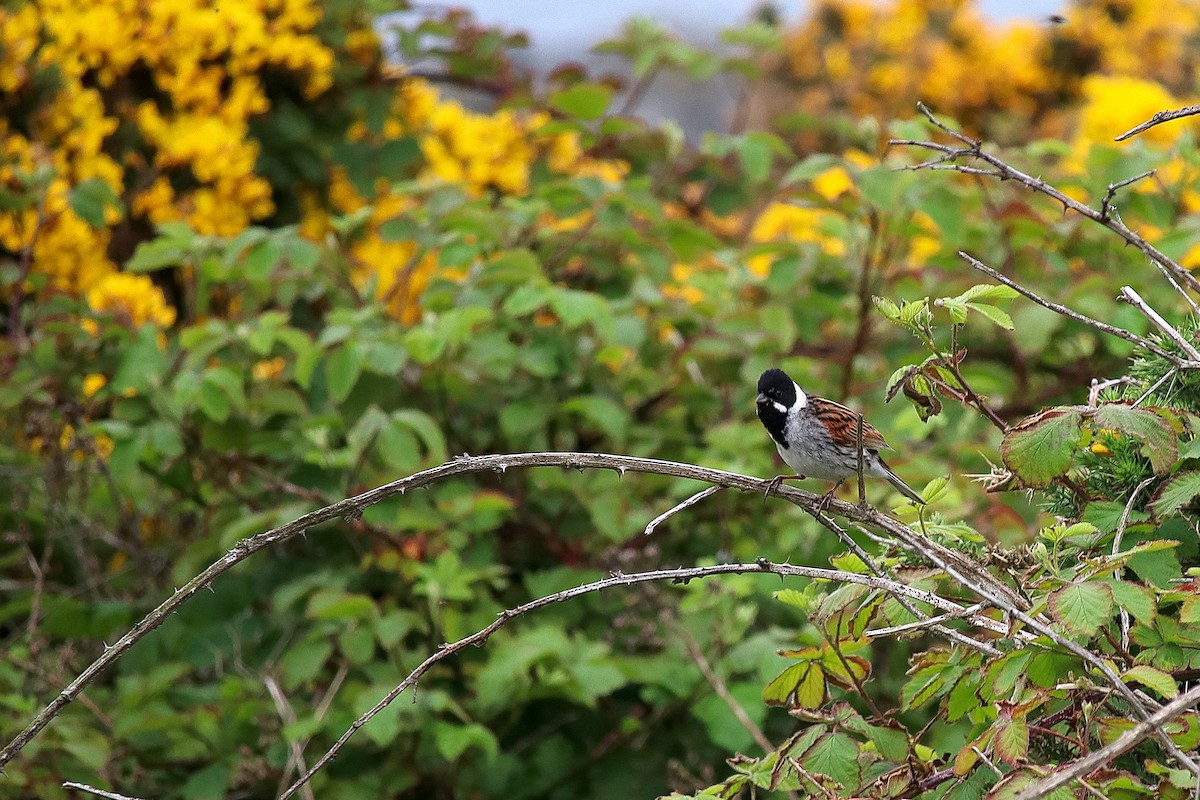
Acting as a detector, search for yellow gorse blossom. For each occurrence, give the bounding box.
[302,79,629,325]
[780,0,1200,145]
[2,0,340,304]
[86,273,177,329]
[82,374,108,399]
[746,202,846,278]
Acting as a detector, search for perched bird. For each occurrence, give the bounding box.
[755,367,924,504]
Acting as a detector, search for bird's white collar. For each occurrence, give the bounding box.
[793,382,807,410]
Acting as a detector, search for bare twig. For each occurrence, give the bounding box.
[1100,170,1155,221]
[1118,286,1200,361]
[0,451,999,770]
[265,675,315,800]
[62,782,150,800]
[921,538,1200,779]
[1112,476,1157,652]
[1115,104,1200,142]
[277,558,989,800]
[644,486,724,536]
[937,331,1009,432]
[805,505,1003,656]
[1134,369,1177,407]
[1011,682,1200,800]
[865,602,988,638]
[679,628,780,758]
[1089,377,1137,407]
[958,252,1187,364]
[895,102,1200,296]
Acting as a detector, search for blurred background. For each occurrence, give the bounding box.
[390,0,1061,134]
[3,0,1199,798]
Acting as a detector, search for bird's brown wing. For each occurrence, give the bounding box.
[811,397,891,451]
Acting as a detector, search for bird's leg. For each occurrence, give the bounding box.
[814,480,845,515]
[763,474,803,500]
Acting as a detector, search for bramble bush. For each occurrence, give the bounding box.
[4,0,1200,798]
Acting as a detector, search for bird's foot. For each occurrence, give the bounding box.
[763,474,802,500]
[813,480,845,516]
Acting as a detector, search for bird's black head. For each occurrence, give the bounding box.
[756,368,797,448]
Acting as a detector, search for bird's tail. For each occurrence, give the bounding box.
[877,459,925,504]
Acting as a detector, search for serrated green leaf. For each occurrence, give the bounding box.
[801,732,860,789]
[993,714,1028,766]
[939,298,968,324]
[763,662,816,707]
[955,283,1019,304]
[946,674,981,721]
[240,237,284,282]
[1047,581,1113,635]
[774,588,811,611]
[1123,664,1177,698]
[1152,471,1200,517]
[1001,408,1084,487]
[1128,544,1182,588]
[966,302,1014,329]
[1105,580,1156,625]
[1093,404,1179,473]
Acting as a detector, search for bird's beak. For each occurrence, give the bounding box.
[755,393,768,406]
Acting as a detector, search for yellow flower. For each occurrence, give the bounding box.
[86,272,177,329]
[663,262,710,305]
[1182,242,1200,270]
[252,357,286,381]
[1077,75,1186,151]
[810,166,855,202]
[82,373,108,398]
[746,202,846,277]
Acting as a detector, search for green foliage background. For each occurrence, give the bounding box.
[5,3,1200,799]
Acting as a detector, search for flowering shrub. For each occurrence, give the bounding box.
[4,0,1200,798]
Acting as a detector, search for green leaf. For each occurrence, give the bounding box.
[1000,408,1084,487]
[1082,500,1150,533]
[762,663,823,708]
[69,178,122,227]
[802,732,861,789]
[992,714,1028,766]
[955,284,1019,304]
[548,84,612,120]
[1152,471,1200,517]
[434,722,499,762]
[1105,580,1156,625]
[196,380,230,422]
[873,296,901,322]
[1093,404,1179,473]
[391,409,449,463]
[781,154,840,185]
[1047,581,1113,635]
[240,237,284,283]
[306,590,376,621]
[560,395,628,441]
[965,302,1014,330]
[864,724,909,762]
[946,674,981,721]
[325,342,363,403]
[1128,543,1182,588]
[182,762,230,800]
[1123,664,1177,698]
